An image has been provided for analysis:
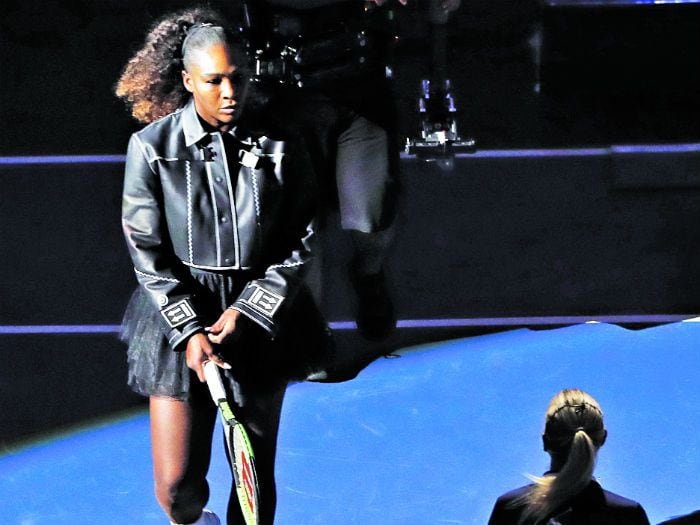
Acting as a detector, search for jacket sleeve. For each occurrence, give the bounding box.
[121,133,204,351]
[230,140,319,337]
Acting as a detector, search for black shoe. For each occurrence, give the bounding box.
[350,267,396,341]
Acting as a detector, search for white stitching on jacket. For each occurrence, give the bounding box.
[251,168,261,222]
[268,260,304,270]
[135,268,180,283]
[185,160,193,264]
[139,140,179,163]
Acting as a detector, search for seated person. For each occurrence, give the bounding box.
[488,388,650,525]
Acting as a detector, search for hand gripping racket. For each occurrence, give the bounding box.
[203,360,260,525]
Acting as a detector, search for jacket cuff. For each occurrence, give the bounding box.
[231,283,285,337]
[160,298,204,351]
[167,320,204,352]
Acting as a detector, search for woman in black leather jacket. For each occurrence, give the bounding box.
[488,388,650,525]
[116,8,329,525]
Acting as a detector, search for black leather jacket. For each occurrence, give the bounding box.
[122,98,318,350]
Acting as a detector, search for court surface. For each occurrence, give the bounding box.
[1,321,698,524]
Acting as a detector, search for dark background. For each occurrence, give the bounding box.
[3,0,700,154]
[2,0,700,445]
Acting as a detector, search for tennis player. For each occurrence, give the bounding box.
[116,7,331,524]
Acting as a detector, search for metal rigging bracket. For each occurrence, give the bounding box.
[406,0,476,169]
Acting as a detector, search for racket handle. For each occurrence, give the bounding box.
[203,360,227,402]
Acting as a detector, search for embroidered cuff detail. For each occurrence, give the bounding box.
[161,299,197,328]
[229,305,274,336]
[232,283,285,337]
[236,283,284,320]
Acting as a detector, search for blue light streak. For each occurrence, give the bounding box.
[1,315,697,335]
[544,0,700,6]
[2,143,700,166]
[0,155,126,165]
[0,325,122,334]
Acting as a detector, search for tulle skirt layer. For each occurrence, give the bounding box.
[121,269,333,400]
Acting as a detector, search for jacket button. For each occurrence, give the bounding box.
[215,176,223,182]
[220,216,228,223]
[225,258,232,264]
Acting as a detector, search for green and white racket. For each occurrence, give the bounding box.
[203,360,260,525]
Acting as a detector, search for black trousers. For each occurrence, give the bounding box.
[249,79,400,234]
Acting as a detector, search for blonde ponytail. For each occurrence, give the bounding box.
[514,389,606,524]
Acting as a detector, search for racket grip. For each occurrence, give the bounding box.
[203,360,227,402]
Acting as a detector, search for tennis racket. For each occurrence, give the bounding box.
[203,360,260,525]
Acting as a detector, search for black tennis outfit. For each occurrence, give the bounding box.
[121,97,331,524]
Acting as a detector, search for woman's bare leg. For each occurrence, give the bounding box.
[150,388,217,524]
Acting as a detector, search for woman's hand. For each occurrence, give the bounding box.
[185,332,231,382]
[185,310,242,382]
[206,308,242,345]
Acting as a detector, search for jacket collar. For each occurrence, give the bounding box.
[181,97,264,148]
[182,98,209,148]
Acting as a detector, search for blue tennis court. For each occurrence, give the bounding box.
[1,321,698,524]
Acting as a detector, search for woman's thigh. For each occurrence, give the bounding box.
[150,382,217,493]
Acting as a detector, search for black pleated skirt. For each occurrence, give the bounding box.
[121,268,333,400]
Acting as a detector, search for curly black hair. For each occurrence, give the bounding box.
[115,6,232,124]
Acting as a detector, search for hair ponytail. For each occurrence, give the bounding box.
[514,389,606,524]
[115,7,229,123]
